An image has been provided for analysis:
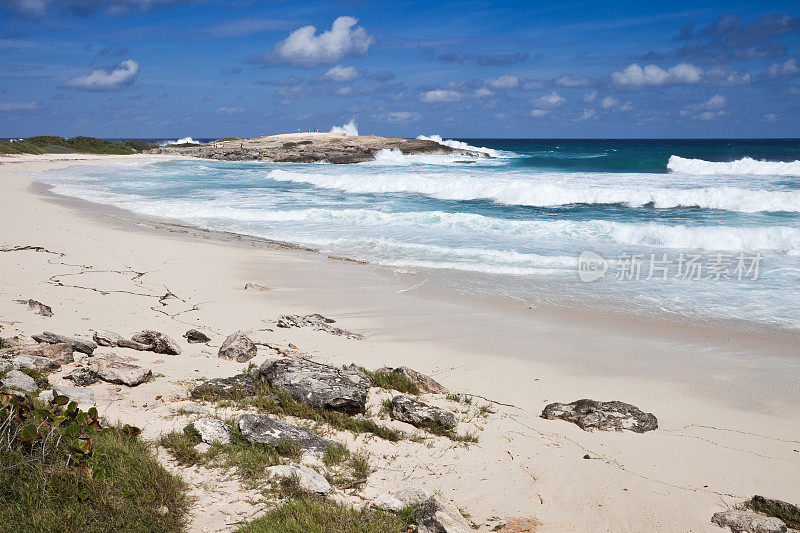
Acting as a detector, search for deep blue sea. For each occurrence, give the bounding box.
[32,137,800,332]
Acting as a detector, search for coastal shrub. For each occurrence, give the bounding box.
[235,495,406,533]
[0,140,44,154]
[0,393,188,532]
[123,140,158,151]
[24,135,136,155]
[363,368,420,395]
[282,140,312,148]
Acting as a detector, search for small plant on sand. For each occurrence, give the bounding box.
[446,393,473,406]
[420,420,478,444]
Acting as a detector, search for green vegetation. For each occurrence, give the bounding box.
[363,368,420,395]
[0,136,160,155]
[0,140,44,154]
[123,140,158,151]
[218,137,240,141]
[0,393,188,533]
[235,496,406,533]
[742,496,800,529]
[419,420,478,444]
[282,140,313,149]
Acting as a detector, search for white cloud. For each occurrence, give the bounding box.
[705,67,750,86]
[64,59,139,91]
[764,113,778,122]
[611,62,702,87]
[217,107,245,114]
[693,110,727,121]
[574,109,596,121]
[554,75,593,87]
[270,16,374,67]
[620,101,634,111]
[0,101,40,111]
[688,94,726,111]
[488,75,518,89]
[766,58,799,78]
[531,90,565,108]
[475,87,494,98]
[582,90,597,103]
[419,89,463,103]
[529,109,548,117]
[320,65,362,83]
[600,96,618,109]
[386,111,421,123]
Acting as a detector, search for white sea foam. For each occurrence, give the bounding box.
[416,134,500,157]
[329,119,358,136]
[162,137,200,146]
[667,155,800,176]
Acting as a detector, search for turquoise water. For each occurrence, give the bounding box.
[34,138,800,332]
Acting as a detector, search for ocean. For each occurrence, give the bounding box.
[32,137,800,333]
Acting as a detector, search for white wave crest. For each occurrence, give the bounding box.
[329,119,358,136]
[668,155,800,176]
[162,137,200,146]
[416,134,500,157]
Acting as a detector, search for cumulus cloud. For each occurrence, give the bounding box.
[688,94,726,111]
[268,16,374,67]
[600,96,618,109]
[488,75,518,89]
[582,90,597,103]
[531,90,565,108]
[475,87,494,98]
[419,89,463,103]
[681,95,727,120]
[318,65,362,83]
[611,62,702,87]
[705,66,750,85]
[64,59,139,91]
[765,58,799,78]
[0,101,41,111]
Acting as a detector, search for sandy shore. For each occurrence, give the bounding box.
[1,154,799,532]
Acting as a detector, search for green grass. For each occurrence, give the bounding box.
[321,444,371,488]
[235,495,406,533]
[363,369,420,395]
[282,140,313,148]
[420,421,478,444]
[743,496,800,529]
[0,426,188,533]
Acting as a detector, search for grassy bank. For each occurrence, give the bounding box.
[1,136,157,155]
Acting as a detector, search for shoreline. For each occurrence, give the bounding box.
[2,153,799,531]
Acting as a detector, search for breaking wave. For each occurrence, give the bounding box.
[162,137,200,146]
[667,155,800,176]
[416,134,500,157]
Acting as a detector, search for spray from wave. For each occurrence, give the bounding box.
[161,137,200,146]
[329,119,359,136]
[416,134,500,157]
[668,155,800,176]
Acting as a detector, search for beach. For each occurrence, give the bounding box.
[1,153,799,532]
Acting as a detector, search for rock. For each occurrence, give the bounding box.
[376,366,448,394]
[11,354,61,372]
[193,417,231,444]
[0,360,11,373]
[750,496,800,521]
[191,374,255,399]
[15,299,53,317]
[93,330,124,347]
[32,332,96,355]
[276,314,363,339]
[541,399,658,433]
[90,360,152,387]
[711,510,787,533]
[194,442,211,454]
[175,401,207,415]
[184,329,211,343]
[218,331,257,362]
[52,384,96,406]
[244,283,269,291]
[266,463,332,494]
[390,395,457,430]
[372,488,471,533]
[65,367,100,387]
[372,487,434,512]
[238,413,335,453]
[1,370,38,394]
[19,342,73,364]
[131,330,181,355]
[260,358,369,414]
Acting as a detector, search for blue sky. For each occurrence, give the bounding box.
[1,0,799,138]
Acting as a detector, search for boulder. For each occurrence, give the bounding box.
[238,413,334,453]
[184,329,211,344]
[218,331,257,362]
[131,330,181,355]
[244,283,269,291]
[93,330,124,347]
[276,314,363,339]
[191,374,256,399]
[372,487,433,512]
[390,395,458,430]
[15,299,53,317]
[376,366,448,394]
[90,360,152,387]
[541,399,658,433]
[259,358,369,414]
[51,384,96,406]
[372,488,471,533]
[11,354,60,372]
[32,332,96,355]
[265,463,332,494]
[65,367,100,387]
[193,417,231,444]
[19,342,73,364]
[1,370,38,394]
[711,510,787,533]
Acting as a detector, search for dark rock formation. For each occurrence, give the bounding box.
[15,299,53,317]
[390,395,458,430]
[218,331,257,362]
[191,373,255,399]
[65,367,100,387]
[541,399,658,433]
[277,314,363,339]
[131,330,181,355]
[238,413,335,453]
[184,329,211,343]
[32,332,96,355]
[93,330,150,351]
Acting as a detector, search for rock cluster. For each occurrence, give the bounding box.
[15,299,53,317]
[377,366,448,394]
[276,314,363,339]
[33,332,96,355]
[372,487,472,532]
[192,374,256,399]
[541,399,658,433]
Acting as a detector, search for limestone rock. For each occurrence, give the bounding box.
[93,330,124,347]
[276,314,363,339]
[15,299,53,317]
[131,330,181,355]
[390,395,457,430]
[90,360,152,387]
[184,329,211,343]
[1,370,38,394]
[376,366,448,394]
[372,488,471,533]
[260,358,369,414]
[191,374,255,399]
[32,332,96,355]
[65,367,100,387]
[541,399,658,433]
[11,354,61,372]
[244,283,269,291]
[265,463,332,494]
[711,510,787,533]
[19,342,73,364]
[372,487,433,512]
[218,331,257,362]
[52,384,96,406]
[193,417,231,444]
[238,413,334,453]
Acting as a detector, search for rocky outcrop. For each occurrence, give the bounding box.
[712,510,788,533]
[193,417,231,444]
[265,463,332,494]
[238,413,334,453]
[32,332,96,355]
[277,314,363,339]
[10,354,60,372]
[15,299,53,317]
[390,395,458,430]
[1,370,38,394]
[259,358,369,414]
[372,487,471,532]
[184,329,211,344]
[376,366,448,394]
[541,399,658,433]
[90,360,152,387]
[131,330,181,355]
[191,374,256,399]
[93,330,150,351]
[65,367,100,387]
[218,331,257,362]
[18,342,73,364]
